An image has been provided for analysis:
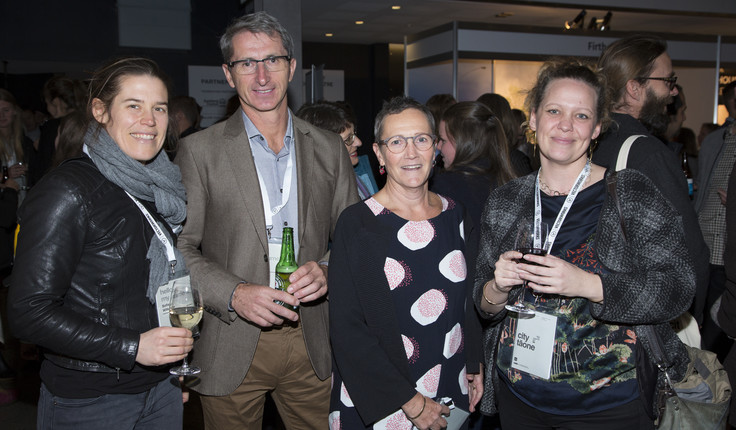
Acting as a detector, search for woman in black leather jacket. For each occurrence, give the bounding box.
[8,57,191,429]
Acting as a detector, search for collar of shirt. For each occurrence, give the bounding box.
[241,109,295,156]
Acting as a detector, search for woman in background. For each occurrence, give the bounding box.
[0,89,30,203]
[431,101,516,226]
[297,101,378,199]
[31,76,86,184]
[477,93,532,176]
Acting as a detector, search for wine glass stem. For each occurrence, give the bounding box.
[181,356,190,370]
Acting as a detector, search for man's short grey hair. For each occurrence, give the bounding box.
[219,11,295,63]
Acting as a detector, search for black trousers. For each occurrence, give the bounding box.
[497,381,654,430]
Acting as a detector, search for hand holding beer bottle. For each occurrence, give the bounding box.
[274,227,299,311]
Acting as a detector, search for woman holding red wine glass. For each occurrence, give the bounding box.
[473,59,695,429]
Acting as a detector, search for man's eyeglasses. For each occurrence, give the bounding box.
[343,132,357,146]
[639,76,678,91]
[378,133,436,154]
[227,56,291,75]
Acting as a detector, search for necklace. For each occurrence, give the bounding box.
[538,167,590,196]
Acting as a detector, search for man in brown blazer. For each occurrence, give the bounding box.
[175,12,358,429]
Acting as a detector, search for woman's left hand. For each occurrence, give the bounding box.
[467,368,484,412]
[517,253,603,303]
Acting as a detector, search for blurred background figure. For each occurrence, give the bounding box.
[297,100,378,200]
[31,76,86,185]
[696,111,736,363]
[425,94,457,130]
[674,126,699,182]
[699,122,720,150]
[661,85,687,153]
[715,159,736,429]
[170,96,202,139]
[0,90,31,204]
[720,81,736,127]
[165,96,203,160]
[431,101,516,226]
[50,111,87,169]
[477,93,532,177]
[426,93,457,170]
[20,107,46,143]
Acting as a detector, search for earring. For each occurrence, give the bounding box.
[379,165,385,175]
[588,139,597,158]
[432,159,436,167]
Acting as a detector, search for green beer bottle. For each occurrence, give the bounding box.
[274,227,298,311]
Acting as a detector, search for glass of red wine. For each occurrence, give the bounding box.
[505,221,549,316]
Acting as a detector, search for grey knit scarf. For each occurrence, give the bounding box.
[83,126,187,302]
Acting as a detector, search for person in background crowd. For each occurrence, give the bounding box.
[593,34,710,324]
[477,93,532,177]
[170,96,202,139]
[426,94,457,170]
[512,107,538,170]
[21,107,45,143]
[699,122,720,150]
[0,90,30,203]
[175,12,358,428]
[329,96,482,429]
[661,85,687,153]
[431,101,516,226]
[50,111,86,169]
[0,172,19,406]
[426,94,457,131]
[695,112,736,362]
[31,76,86,185]
[720,81,736,127]
[8,56,192,429]
[674,126,699,181]
[715,159,736,429]
[296,100,378,200]
[474,58,694,430]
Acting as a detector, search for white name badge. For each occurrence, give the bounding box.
[268,242,281,290]
[511,311,557,380]
[155,274,191,327]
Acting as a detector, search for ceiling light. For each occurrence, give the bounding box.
[355,20,364,25]
[325,33,333,37]
[392,6,400,10]
[564,9,586,30]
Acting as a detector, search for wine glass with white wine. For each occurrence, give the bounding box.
[168,280,202,376]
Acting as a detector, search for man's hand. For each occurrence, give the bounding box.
[230,282,299,327]
[287,261,328,303]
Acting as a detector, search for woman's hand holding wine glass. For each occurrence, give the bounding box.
[168,280,203,376]
[517,253,604,303]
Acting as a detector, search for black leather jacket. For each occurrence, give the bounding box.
[8,156,158,373]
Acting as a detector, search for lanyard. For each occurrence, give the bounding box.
[125,192,177,274]
[253,149,294,239]
[534,159,590,253]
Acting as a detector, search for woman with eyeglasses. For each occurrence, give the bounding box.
[328,97,483,430]
[296,101,378,199]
